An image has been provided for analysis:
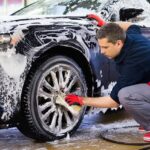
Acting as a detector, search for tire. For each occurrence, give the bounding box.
[17,55,88,141]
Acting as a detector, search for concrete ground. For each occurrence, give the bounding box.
[0,109,149,150]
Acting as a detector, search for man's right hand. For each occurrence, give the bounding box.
[65,94,84,106]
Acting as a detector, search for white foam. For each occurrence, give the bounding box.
[0,53,27,78]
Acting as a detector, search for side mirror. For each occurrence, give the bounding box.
[119,8,144,21]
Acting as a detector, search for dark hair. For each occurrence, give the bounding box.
[96,23,126,44]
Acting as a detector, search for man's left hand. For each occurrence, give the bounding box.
[87,14,106,27]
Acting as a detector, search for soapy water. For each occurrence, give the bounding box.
[0,109,148,150]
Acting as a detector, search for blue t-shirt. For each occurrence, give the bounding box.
[110,25,150,104]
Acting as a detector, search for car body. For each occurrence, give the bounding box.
[0,0,150,141]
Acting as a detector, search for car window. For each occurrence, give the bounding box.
[12,0,52,15]
[12,0,104,16]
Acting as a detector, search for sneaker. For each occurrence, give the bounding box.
[139,126,145,132]
[143,132,150,142]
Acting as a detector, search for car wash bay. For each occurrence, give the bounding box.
[0,109,149,150]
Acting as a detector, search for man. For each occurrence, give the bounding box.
[65,22,150,142]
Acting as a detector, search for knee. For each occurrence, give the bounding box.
[118,87,130,105]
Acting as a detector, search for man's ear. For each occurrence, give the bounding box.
[116,40,124,47]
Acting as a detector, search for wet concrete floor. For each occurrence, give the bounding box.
[0,109,149,150]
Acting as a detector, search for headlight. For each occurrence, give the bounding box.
[0,34,11,45]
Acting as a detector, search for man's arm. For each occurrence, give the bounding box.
[65,95,119,108]
[87,14,133,31]
[116,21,133,31]
[82,96,119,108]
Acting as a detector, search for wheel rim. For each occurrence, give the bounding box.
[36,63,86,135]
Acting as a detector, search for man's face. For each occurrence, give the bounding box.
[98,38,123,59]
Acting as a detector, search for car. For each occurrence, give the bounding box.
[0,0,150,141]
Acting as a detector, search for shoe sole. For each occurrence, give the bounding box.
[138,127,146,132]
[139,129,145,132]
[143,137,150,142]
[139,129,146,133]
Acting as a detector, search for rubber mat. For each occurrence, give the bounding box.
[100,126,150,146]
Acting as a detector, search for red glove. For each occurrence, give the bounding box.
[65,94,84,106]
[87,14,106,27]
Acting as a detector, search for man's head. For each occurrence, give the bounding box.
[96,23,126,59]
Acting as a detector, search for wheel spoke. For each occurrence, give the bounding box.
[39,88,54,99]
[57,107,63,131]
[64,70,71,85]
[42,106,56,121]
[50,71,60,91]
[65,76,77,92]
[63,110,73,126]
[43,79,56,92]
[49,111,58,129]
[58,67,64,88]
[39,101,53,112]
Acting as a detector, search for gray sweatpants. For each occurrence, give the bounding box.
[118,83,150,131]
